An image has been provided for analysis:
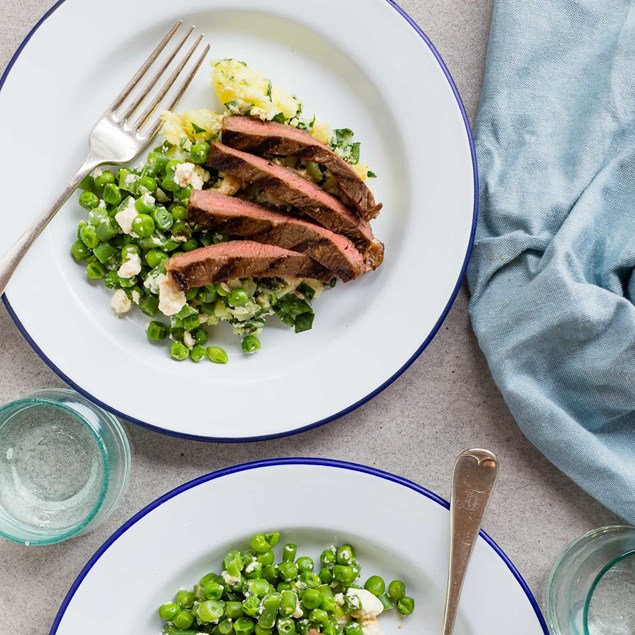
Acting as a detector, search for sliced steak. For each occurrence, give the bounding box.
[222,116,382,220]
[188,190,370,282]
[208,142,376,250]
[166,241,333,290]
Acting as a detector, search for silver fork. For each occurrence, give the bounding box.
[0,21,210,297]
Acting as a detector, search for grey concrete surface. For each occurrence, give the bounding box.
[0,1,619,633]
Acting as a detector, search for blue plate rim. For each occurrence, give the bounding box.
[1,0,479,442]
[49,457,548,634]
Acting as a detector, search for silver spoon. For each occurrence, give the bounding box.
[442,449,499,634]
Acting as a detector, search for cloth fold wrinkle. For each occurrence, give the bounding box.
[468,0,635,523]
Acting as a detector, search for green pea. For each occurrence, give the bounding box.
[183,315,200,331]
[166,159,182,173]
[94,171,115,189]
[145,248,168,269]
[104,271,120,289]
[88,207,108,226]
[170,326,185,342]
[146,151,172,175]
[225,601,243,620]
[204,582,224,600]
[333,565,357,585]
[242,335,261,355]
[185,287,198,301]
[86,261,106,280]
[388,580,406,601]
[319,567,333,585]
[250,534,270,554]
[301,589,323,610]
[242,595,262,618]
[308,609,329,626]
[277,582,292,592]
[320,549,336,567]
[190,345,207,362]
[223,550,244,577]
[246,578,271,598]
[261,564,278,582]
[219,620,235,635]
[197,600,225,623]
[182,238,199,252]
[216,283,229,297]
[170,341,189,361]
[257,550,275,566]
[190,142,210,164]
[162,174,180,192]
[278,561,298,582]
[122,244,140,259]
[71,239,92,262]
[234,617,255,635]
[364,575,385,597]
[176,589,195,608]
[170,204,187,221]
[207,346,229,364]
[321,596,336,613]
[344,622,363,635]
[117,168,137,192]
[296,557,314,573]
[158,601,180,621]
[79,225,100,249]
[103,183,122,205]
[132,214,155,237]
[228,288,249,307]
[137,175,157,193]
[296,620,310,635]
[147,321,168,341]
[200,572,223,587]
[397,596,414,615]
[78,174,94,191]
[255,626,273,635]
[135,195,155,215]
[279,590,298,617]
[377,593,395,611]
[336,545,355,565]
[299,572,320,588]
[172,610,194,630]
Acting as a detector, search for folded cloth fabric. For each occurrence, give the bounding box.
[468,0,635,523]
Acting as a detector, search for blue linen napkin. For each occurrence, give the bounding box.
[468,0,635,523]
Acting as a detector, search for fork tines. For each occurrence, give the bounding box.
[109,21,210,139]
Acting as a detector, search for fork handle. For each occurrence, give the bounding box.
[442,449,498,635]
[0,157,101,298]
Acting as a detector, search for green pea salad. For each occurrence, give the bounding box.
[70,60,374,363]
[158,532,414,635]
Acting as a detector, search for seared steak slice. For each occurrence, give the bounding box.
[222,116,382,220]
[188,190,371,282]
[166,241,333,290]
[208,143,375,250]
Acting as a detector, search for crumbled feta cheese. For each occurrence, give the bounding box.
[157,274,186,316]
[361,619,382,635]
[115,197,138,234]
[334,593,345,606]
[221,570,240,586]
[245,561,258,574]
[124,173,138,186]
[93,168,103,178]
[336,614,351,626]
[144,269,162,295]
[131,290,141,304]
[292,603,304,619]
[111,289,132,315]
[97,199,107,209]
[117,253,142,279]
[294,581,307,591]
[183,331,195,350]
[141,192,155,206]
[213,174,242,196]
[346,589,383,620]
[174,162,210,190]
[329,545,337,553]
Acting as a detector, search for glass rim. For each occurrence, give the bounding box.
[545,525,635,635]
[0,389,111,545]
[582,548,635,634]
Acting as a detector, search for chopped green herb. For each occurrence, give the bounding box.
[191,122,207,134]
[272,112,286,124]
[367,170,377,178]
[350,142,361,165]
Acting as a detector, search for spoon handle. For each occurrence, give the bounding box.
[442,449,499,635]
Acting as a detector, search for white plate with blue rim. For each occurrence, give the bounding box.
[50,459,547,635]
[0,0,476,440]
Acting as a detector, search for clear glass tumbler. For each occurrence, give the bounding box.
[545,525,635,635]
[0,388,131,545]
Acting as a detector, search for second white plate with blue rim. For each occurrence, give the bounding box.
[50,459,547,635]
